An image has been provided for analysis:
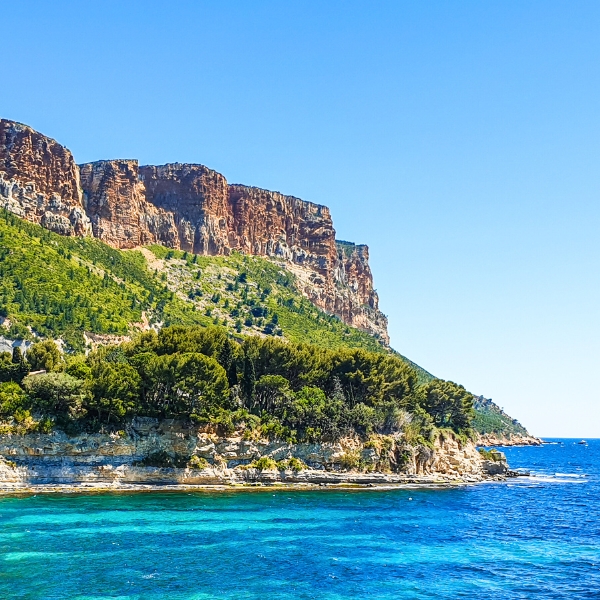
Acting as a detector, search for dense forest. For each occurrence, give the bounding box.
[0,326,474,446]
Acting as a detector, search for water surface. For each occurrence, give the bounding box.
[0,440,598,599]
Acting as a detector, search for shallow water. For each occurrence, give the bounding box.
[0,440,598,599]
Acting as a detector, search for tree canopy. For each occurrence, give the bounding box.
[0,325,476,442]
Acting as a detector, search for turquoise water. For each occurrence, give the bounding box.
[0,440,599,599]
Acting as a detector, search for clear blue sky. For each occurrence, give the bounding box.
[3,1,599,437]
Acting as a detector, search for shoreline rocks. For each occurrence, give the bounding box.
[0,420,510,493]
[476,433,543,447]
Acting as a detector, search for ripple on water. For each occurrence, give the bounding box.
[0,440,598,599]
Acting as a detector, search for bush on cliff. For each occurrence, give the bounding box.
[0,352,29,384]
[248,457,278,471]
[0,382,27,417]
[131,351,230,420]
[88,362,141,425]
[26,340,63,372]
[22,372,88,422]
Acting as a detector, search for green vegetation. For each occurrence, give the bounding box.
[146,244,387,353]
[0,327,475,447]
[0,210,208,351]
[247,457,278,471]
[421,379,474,432]
[278,457,307,472]
[188,455,209,469]
[0,209,387,354]
[0,210,513,437]
[477,447,503,461]
[472,396,529,437]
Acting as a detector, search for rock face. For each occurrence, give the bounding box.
[0,120,91,236]
[79,160,167,248]
[0,119,388,342]
[477,433,542,447]
[0,420,501,490]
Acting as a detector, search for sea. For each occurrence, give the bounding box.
[0,439,598,599]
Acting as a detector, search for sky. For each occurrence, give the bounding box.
[2,0,599,437]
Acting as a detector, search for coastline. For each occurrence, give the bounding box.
[0,471,515,497]
[0,460,510,496]
[476,433,543,447]
[0,419,514,495]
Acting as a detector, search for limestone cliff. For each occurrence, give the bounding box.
[0,120,91,236]
[0,419,506,491]
[334,241,388,339]
[0,118,388,342]
[79,160,167,248]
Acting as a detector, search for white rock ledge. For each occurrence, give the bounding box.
[0,420,511,494]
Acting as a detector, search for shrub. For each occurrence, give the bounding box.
[26,340,63,372]
[339,449,361,471]
[278,457,306,472]
[188,455,209,469]
[478,448,504,461]
[0,382,27,418]
[22,372,88,420]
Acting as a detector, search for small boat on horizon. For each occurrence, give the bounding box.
[577,440,588,445]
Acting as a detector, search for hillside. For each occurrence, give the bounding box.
[0,209,536,439]
[0,117,535,439]
[0,118,388,343]
[472,396,530,437]
[0,209,385,354]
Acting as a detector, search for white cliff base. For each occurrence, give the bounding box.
[0,419,510,493]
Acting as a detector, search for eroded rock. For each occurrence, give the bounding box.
[0,118,389,342]
[0,422,497,489]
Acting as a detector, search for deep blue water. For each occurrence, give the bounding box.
[0,440,598,599]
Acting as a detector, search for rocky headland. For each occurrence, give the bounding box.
[0,118,537,490]
[477,433,543,447]
[0,119,387,342]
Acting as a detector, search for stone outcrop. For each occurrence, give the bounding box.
[0,419,508,491]
[79,160,168,248]
[0,120,91,236]
[0,119,388,342]
[333,242,388,339]
[140,163,231,254]
[476,433,542,447]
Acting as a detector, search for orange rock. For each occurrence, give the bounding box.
[0,118,389,343]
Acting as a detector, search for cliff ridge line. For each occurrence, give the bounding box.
[0,118,388,343]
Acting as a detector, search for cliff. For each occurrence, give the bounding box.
[0,120,91,236]
[79,160,167,248]
[0,419,508,491]
[0,119,388,343]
